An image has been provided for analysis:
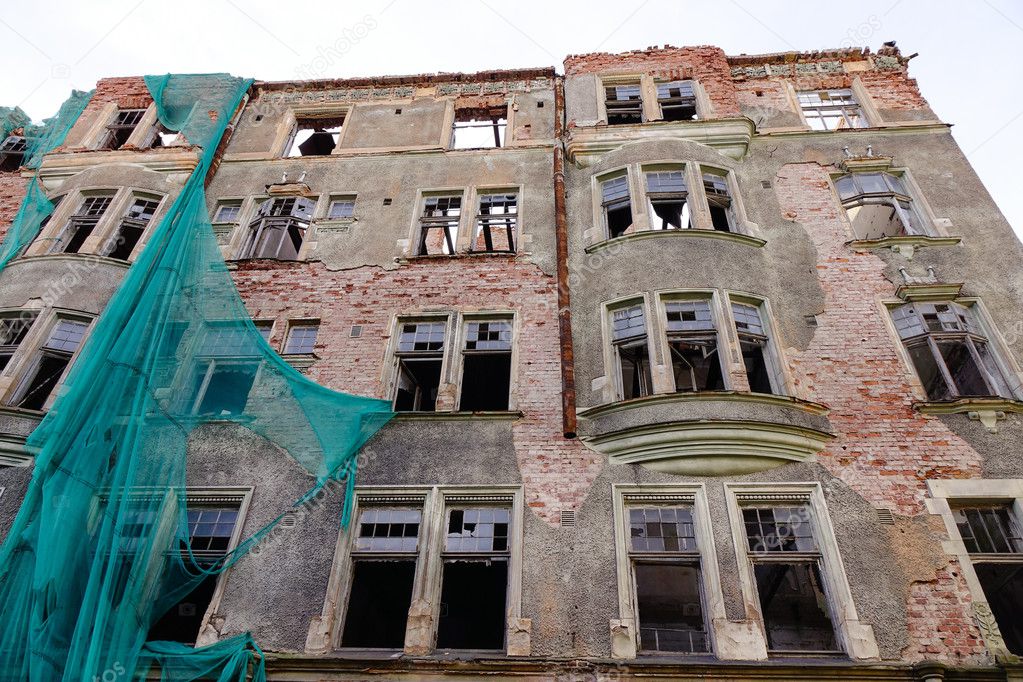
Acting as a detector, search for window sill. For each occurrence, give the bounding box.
[392,410,523,422]
[847,234,961,259]
[282,353,318,369]
[11,252,132,270]
[585,228,765,254]
[316,218,356,234]
[399,252,517,263]
[914,397,1023,433]
[0,404,46,422]
[578,392,833,476]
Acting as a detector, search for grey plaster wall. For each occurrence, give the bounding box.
[340,100,448,150]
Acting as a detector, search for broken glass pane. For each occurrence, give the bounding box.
[754,562,839,652]
[937,340,991,397]
[743,507,816,553]
[635,563,707,652]
[955,507,1023,554]
[629,507,696,553]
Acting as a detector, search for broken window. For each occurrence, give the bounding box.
[628,506,709,653]
[955,505,1023,655]
[147,504,240,644]
[611,305,652,400]
[50,195,114,254]
[10,318,89,411]
[187,325,262,417]
[327,196,356,220]
[892,302,1013,401]
[239,197,314,260]
[459,320,512,412]
[656,81,698,121]
[645,169,690,230]
[604,83,643,125]
[743,506,840,653]
[0,313,36,372]
[835,172,927,239]
[732,302,783,395]
[341,507,422,648]
[394,321,445,411]
[797,89,868,131]
[452,106,507,149]
[702,171,736,232]
[104,196,160,260]
[283,321,319,355]
[436,506,511,649]
[100,109,147,150]
[212,199,242,224]
[664,301,723,393]
[144,122,180,149]
[0,135,28,171]
[472,193,517,253]
[601,174,633,238]
[417,194,462,255]
[285,115,344,157]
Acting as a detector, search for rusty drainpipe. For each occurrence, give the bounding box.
[553,76,577,438]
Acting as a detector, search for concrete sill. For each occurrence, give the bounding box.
[399,252,517,264]
[578,391,829,420]
[392,410,523,422]
[12,252,132,270]
[915,397,1023,433]
[283,353,318,369]
[585,228,765,254]
[0,405,45,420]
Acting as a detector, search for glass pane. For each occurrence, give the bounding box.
[628,507,697,552]
[669,339,723,393]
[356,508,422,552]
[937,340,991,397]
[612,306,646,341]
[743,506,816,553]
[397,322,445,352]
[664,301,714,332]
[445,507,511,552]
[907,342,952,400]
[954,507,1023,554]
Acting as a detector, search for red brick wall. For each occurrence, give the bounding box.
[565,46,741,117]
[775,162,986,663]
[231,258,603,523]
[63,76,152,149]
[0,172,29,243]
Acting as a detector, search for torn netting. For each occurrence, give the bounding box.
[0,74,393,681]
[0,89,92,270]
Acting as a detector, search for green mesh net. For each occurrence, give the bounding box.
[0,74,393,681]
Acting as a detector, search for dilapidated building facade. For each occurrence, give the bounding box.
[2,42,1023,680]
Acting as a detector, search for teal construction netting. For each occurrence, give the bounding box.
[0,75,394,681]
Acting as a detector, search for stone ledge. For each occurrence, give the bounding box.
[915,398,1023,433]
[566,118,755,165]
[585,228,766,254]
[847,235,961,261]
[392,410,524,422]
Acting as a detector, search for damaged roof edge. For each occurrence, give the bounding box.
[564,43,906,68]
[255,67,558,92]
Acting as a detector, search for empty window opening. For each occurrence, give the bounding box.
[601,175,633,238]
[327,196,356,220]
[283,322,319,355]
[892,302,1012,401]
[611,305,651,400]
[955,505,1023,655]
[417,194,462,255]
[147,505,239,644]
[239,197,314,260]
[605,83,643,125]
[645,170,690,230]
[212,200,242,224]
[436,507,510,650]
[798,89,867,131]
[0,313,35,372]
[452,106,507,149]
[703,172,736,232]
[0,135,28,171]
[145,122,181,148]
[104,197,159,260]
[732,302,782,395]
[459,320,512,411]
[472,193,517,253]
[743,506,840,653]
[341,508,422,648]
[629,506,709,653]
[394,321,445,411]
[187,326,262,417]
[835,172,927,239]
[657,81,698,121]
[664,301,723,393]
[51,195,114,254]
[11,319,89,411]
[286,116,344,157]
[101,109,147,150]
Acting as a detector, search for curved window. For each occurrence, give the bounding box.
[239,197,314,260]
[835,172,927,239]
[892,302,1013,401]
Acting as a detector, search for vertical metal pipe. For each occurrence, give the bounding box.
[553,76,577,438]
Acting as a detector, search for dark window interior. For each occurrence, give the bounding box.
[147,576,217,644]
[619,341,652,400]
[657,81,698,121]
[605,84,643,125]
[754,562,838,652]
[709,204,732,231]
[740,339,773,394]
[14,353,69,410]
[650,197,689,230]
[669,339,723,393]
[635,563,707,653]
[341,560,417,648]
[101,109,147,150]
[193,361,259,416]
[0,135,28,171]
[436,559,508,650]
[974,563,1023,655]
[937,340,989,397]
[395,358,442,411]
[907,341,952,400]
[106,199,159,260]
[459,354,511,411]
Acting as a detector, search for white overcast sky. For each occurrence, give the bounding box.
[2,0,1020,237]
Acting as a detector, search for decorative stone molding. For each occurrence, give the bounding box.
[506,617,531,657]
[973,602,1012,659]
[609,618,637,659]
[915,398,1023,433]
[839,154,894,174]
[847,235,961,261]
[584,227,766,254]
[895,282,964,302]
[266,181,314,197]
[566,118,755,166]
[38,148,200,180]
